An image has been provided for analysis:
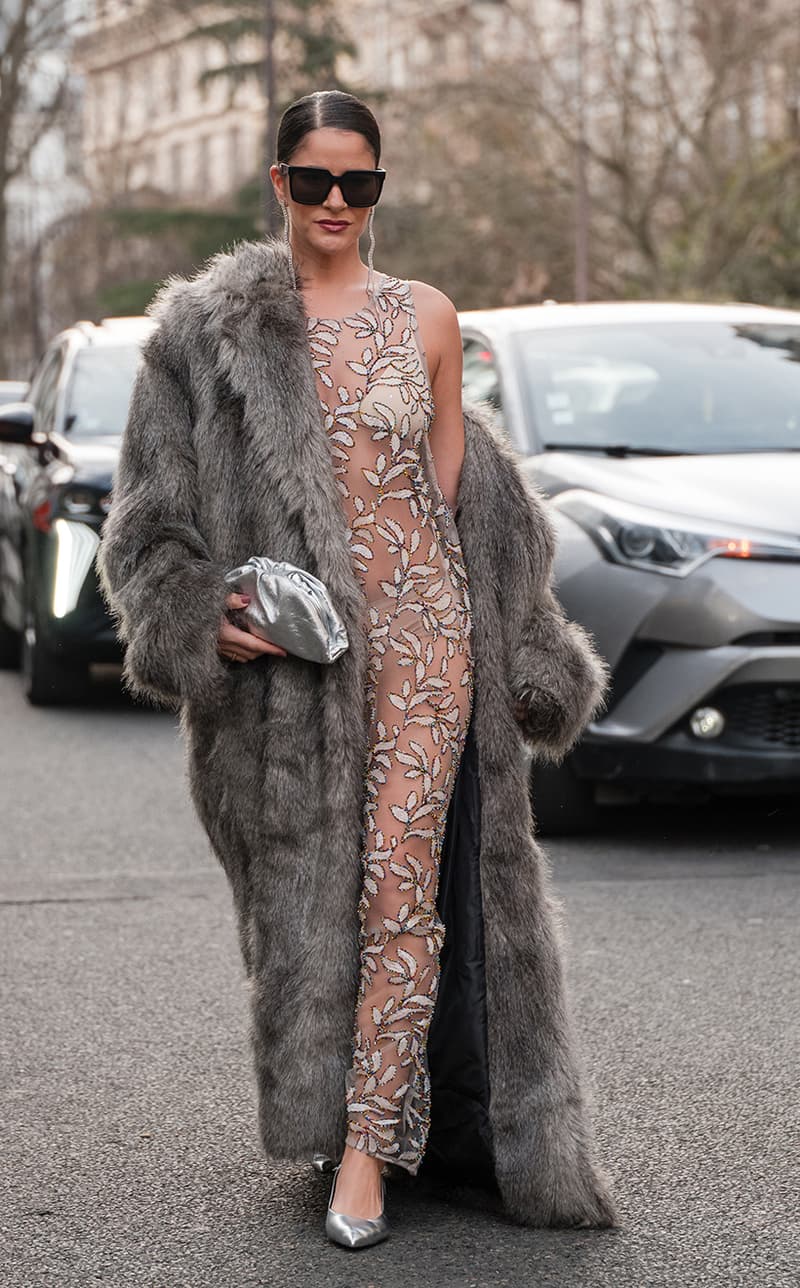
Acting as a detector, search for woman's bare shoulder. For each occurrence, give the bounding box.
[406,282,460,376]
[407,279,458,325]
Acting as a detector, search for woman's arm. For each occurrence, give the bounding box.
[411,282,465,514]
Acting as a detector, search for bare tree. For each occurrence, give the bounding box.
[492,0,800,298]
[0,1,81,369]
[370,0,800,306]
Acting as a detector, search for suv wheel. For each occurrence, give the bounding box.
[22,593,89,706]
[530,757,599,836]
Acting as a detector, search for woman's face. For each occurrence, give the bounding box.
[271,127,377,256]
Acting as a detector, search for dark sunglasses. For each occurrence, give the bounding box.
[279,163,386,208]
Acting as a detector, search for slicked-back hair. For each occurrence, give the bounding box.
[276,91,381,166]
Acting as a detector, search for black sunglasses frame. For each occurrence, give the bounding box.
[278,163,386,208]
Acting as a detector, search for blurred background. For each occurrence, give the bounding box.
[4,0,800,375]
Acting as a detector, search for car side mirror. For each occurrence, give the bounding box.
[0,402,35,444]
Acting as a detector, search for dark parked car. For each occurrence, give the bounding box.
[458,301,800,830]
[0,318,152,702]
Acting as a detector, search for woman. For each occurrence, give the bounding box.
[98,90,617,1249]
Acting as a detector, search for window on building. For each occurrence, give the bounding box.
[93,75,106,141]
[428,32,445,69]
[118,66,129,135]
[197,135,211,194]
[198,41,212,101]
[787,67,800,137]
[412,35,429,68]
[140,55,155,120]
[168,49,181,114]
[170,141,184,192]
[468,29,484,73]
[136,153,153,188]
[228,124,241,187]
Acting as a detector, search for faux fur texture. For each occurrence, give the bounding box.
[97,237,617,1228]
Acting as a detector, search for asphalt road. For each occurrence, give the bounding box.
[1,666,798,1288]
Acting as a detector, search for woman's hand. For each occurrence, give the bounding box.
[218,592,288,663]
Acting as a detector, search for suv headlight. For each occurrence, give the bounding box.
[52,519,101,618]
[553,489,800,577]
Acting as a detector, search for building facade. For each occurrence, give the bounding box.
[336,0,519,91]
[72,0,526,206]
[73,1,265,202]
[71,0,800,207]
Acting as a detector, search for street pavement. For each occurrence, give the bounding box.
[1,666,798,1287]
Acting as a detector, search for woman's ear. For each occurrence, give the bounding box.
[269,163,286,206]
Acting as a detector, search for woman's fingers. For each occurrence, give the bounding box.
[218,616,288,661]
[224,622,287,656]
[225,591,251,610]
[219,593,288,661]
[222,644,286,662]
[239,638,288,658]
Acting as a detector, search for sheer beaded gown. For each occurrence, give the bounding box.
[307,275,473,1174]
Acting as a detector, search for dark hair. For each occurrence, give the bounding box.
[276,91,381,166]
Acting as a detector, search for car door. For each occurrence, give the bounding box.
[1,345,67,627]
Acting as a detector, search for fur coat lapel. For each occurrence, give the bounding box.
[194,239,367,634]
[99,237,617,1231]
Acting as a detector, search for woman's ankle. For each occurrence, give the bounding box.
[341,1140,385,1175]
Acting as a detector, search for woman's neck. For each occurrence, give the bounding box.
[292,240,365,289]
[292,238,371,315]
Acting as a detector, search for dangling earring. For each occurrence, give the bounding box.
[283,202,291,243]
[366,207,376,301]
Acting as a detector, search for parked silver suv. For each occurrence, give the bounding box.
[459,302,800,831]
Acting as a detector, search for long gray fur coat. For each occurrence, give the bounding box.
[97,237,617,1229]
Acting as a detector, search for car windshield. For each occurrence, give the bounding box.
[66,343,143,437]
[514,321,800,454]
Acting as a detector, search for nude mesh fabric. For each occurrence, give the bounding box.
[308,276,473,1173]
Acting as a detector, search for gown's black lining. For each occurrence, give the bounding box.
[422,719,498,1191]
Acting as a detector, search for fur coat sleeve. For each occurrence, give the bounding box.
[96,330,231,711]
[459,405,609,760]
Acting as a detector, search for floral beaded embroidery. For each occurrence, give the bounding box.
[308,275,473,1172]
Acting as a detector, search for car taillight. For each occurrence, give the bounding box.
[32,500,52,533]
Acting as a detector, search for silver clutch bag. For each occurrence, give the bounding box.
[224,556,349,664]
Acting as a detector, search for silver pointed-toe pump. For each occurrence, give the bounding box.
[325,1164,390,1250]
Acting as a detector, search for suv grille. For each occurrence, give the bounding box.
[732,631,800,646]
[716,684,800,750]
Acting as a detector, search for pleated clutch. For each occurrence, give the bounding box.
[224,556,349,664]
